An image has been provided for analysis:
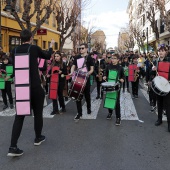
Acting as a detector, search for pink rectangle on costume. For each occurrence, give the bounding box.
[38,59,45,68]
[93,54,97,60]
[15,55,29,68]
[16,87,30,100]
[15,70,29,84]
[77,58,84,68]
[16,101,31,115]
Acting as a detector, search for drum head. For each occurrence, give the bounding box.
[101,82,116,87]
[153,76,170,93]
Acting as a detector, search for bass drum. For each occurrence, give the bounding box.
[151,76,170,96]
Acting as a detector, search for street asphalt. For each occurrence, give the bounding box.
[0,83,170,170]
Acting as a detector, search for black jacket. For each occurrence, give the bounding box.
[104,63,125,82]
[12,44,53,88]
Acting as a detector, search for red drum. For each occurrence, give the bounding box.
[68,69,88,101]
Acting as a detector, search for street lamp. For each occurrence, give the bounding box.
[0,0,14,46]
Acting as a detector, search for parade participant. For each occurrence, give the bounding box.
[70,43,94,121]
[145,53,157,110]
[122,56,130,93]
[0,55,13,109]
[48,51,67,115]
[94,53,106,99]
[137,54,145,79]
[106,52,112,65]
[131,55,140,98]
[7,29,54,157]
[62,53,69,101]
[153,45,170,132]
[103,53,124,125]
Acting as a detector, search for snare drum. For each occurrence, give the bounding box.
[151,76,170,96]
[101,82,120,92]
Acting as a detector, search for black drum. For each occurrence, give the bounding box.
[101,82,120,92]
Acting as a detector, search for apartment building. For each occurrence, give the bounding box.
[127,0,170,52]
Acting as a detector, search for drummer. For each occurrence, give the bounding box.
[153,44,170,132]
[103,53,124,125]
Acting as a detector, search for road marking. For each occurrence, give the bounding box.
[120,90,139,121]
[140,88,166,121]
[81,88,140,121]
[0,97,71,118]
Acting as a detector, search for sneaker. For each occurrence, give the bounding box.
[135,95,138,98]
[115,118,121,126]
[50,111,59,115]
[7,147,23,157]
[60,108,66,114]
[74,114,82,121]
[3,105,8,110]
[96,96,100,99]
[106,113,112,120]
[87,109,91,114]
[155,119,162,126]
[150,106,156,112]
[34,135,46,146]
[10,104,14,109]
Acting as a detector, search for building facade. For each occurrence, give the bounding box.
[1,0,60,53]
[127,0,170,52]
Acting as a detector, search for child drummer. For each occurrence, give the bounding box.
[103,54,124,125]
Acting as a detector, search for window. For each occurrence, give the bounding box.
[15,0,21,12]
[52,13,56,27]
[45,19,49,25]
[48,42,51,48]
[9,36,21,52]
[43,41,46,49]
[54,42,58,50]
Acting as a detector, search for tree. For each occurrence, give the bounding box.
[54,0,91,51]
[156,0,170,32]
[11,0,54,36]
[139,0,159,42]
[130,24,144,52]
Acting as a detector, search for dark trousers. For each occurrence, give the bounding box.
[1,81,13,105]
[96,80,103,97]
[157,93,170,122]
[149,87,156,106]
[76,80,91,115]
[108,92,121,118]
[10,86,45,147]
[52,82,65,111]
[131,78,139,96]
[123,76,129,90]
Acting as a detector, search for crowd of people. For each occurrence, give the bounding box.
[0,29,170,157]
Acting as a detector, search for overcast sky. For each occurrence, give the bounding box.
[82,0,129,49]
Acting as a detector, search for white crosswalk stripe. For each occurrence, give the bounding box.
[0,86,150,121]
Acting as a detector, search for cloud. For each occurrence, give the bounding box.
[83,10,129,48]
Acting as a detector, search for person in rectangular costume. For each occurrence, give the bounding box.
[152,45,170,132]
[103,53,124,126]
[7,29,54,157]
